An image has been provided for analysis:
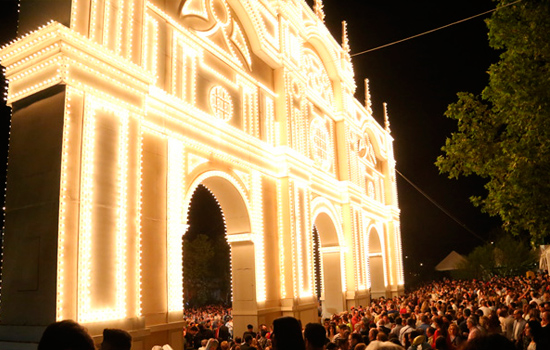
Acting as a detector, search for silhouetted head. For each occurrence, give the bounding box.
[38,320,95,350]
[272,316,305,350]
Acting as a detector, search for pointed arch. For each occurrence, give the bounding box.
[184,169,257,337]
[185,169,251,235]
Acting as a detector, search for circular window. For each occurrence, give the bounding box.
[209,86,233,122]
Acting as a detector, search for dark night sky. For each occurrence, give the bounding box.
[319,0,502,282]
[0,1,503,285]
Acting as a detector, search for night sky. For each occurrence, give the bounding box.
[319,0,502,283]
[0,1,503,286]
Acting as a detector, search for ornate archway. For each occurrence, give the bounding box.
[185,172,258,338]
[0,0,404,348]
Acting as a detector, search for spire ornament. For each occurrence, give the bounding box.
[384,102,391,133]
[342,21,350,55]
[314,0,325,22]
[365,78,373,115]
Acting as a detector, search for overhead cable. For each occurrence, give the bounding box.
[395,169,487,243]
[350,0,522,56]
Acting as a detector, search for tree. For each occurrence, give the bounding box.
[183,234,216,306]
[183,233,232,307]
[436,0,550,244]
[452,234,536,280]
[453,244,496,280]
[493,234,536,275]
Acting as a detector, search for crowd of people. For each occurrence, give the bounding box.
[180,272,550,350]
[37,271,550,350]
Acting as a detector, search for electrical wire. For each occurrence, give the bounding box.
[395,169,488,243]
[350,0,522,57]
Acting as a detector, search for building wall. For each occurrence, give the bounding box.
[0,0,404,347]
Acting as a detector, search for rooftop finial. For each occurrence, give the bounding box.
[342,21,350,55]
[314,0,325,22]
[384,102,391,133]
[365,78,372,114]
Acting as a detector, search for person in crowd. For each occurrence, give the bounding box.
[417,315,430,335]
[257,329,271,350]
[185,326,199,350]
[425,327,435,347]
[241,335,257,350]
[407,332,429,350]
[365,340,405,350]
[369,329,379,345]
[499,308,515,340]
[272,316,305,350]
[376,333,388,342]
[466,317,481,342]
[390,317,403,338]
[226,316,234,339]
[351,309,361,329]
[350,333,364,350]
[199,339,208,350]
[243,325,257,340]
[541,311,550,341]
[430,317,446,349]
[38,320,95,350]
[203,322,216,341]
[100,328,132,350]
[218,323,230,341]
[304,323,329,350]
[458,309,471,338]
[328,322,339,341]
[334,324,350,343]
[206,339,220,350]
[433,336,448,350]
[377,319,392,337]
[512,309,527,349]
[485,312,502,335]
[446,323,463,350]
[462,334,515,350]
[399,318,415,345]
[524,320,550,350]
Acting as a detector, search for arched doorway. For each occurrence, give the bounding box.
[312,210,344,318]
[184,185,231,307]
[368,228,386,299]
[184,171,257,337]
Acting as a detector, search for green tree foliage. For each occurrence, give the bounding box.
[183,234,231,307]
[452,234,536,280]
[436,0,550,244]
[453,244,495,281]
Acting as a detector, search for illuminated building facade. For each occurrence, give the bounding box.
[0,0,404,348]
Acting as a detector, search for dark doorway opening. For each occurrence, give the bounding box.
[312,226,322,300]
[183,184,232,308]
